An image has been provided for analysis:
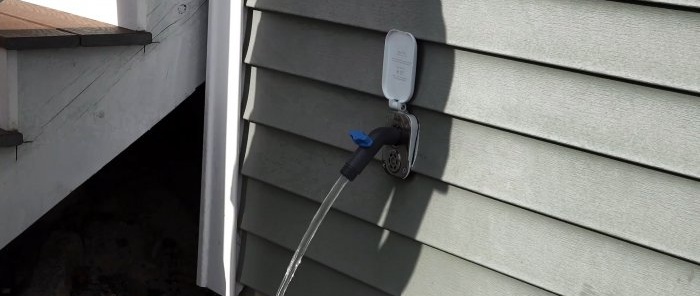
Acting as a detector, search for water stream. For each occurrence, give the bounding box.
[275,175,351,296]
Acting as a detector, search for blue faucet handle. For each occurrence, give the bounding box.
[349,130,374,148]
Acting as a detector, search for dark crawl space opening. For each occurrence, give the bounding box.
[0,84,218,296]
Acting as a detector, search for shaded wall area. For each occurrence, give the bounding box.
[239,1,700,295]
[0,84,215,296]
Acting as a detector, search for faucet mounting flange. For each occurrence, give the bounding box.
[382,110,419,179]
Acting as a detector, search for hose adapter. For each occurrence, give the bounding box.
[340,111,419,181]
[340,127,402,181]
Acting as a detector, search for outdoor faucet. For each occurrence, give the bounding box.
[339,29,421,182]
[340,126,406,181]
[275,30,421,296]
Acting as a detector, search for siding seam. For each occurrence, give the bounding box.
[246,8,700,96]
[245,63,700,182]
[240,231,393,296]
[240,190,563,296]
[242,120,700,266]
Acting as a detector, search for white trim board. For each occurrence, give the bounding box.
[197,0,246,295]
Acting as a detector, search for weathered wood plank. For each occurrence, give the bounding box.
[0,128,21,146]
[0,13,78,49]
[243,74,700,265]
[0,0,150,47]
[245,12,700,179]
[241,233,391,296]
[241,124,700,296]
[241,179,557,296]
[21,0,146,31]
[18,46,138,141]
[248,0,700,93]
[147,0,207,42]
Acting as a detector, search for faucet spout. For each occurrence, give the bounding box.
[340,127,404,181]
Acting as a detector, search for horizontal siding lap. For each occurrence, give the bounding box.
[241,1,700,295]
[241,123,700,296]
[245,10,700,179]
[240,233,392,296]
[241,177,556,296]
[247,0,700,93]
[243,66,700,265]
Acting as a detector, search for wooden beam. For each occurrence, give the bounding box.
[0,128,21,147]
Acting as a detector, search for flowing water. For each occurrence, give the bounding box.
[275,176,351,296]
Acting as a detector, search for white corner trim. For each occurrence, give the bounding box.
[0,48,18,131]
[22,0,147,30]
[197,0,246,295]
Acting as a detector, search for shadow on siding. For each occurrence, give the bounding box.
[243,2,454,294]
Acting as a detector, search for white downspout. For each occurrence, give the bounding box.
[197,0,245,295]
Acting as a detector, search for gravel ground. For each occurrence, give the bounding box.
[0,85,217,296]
